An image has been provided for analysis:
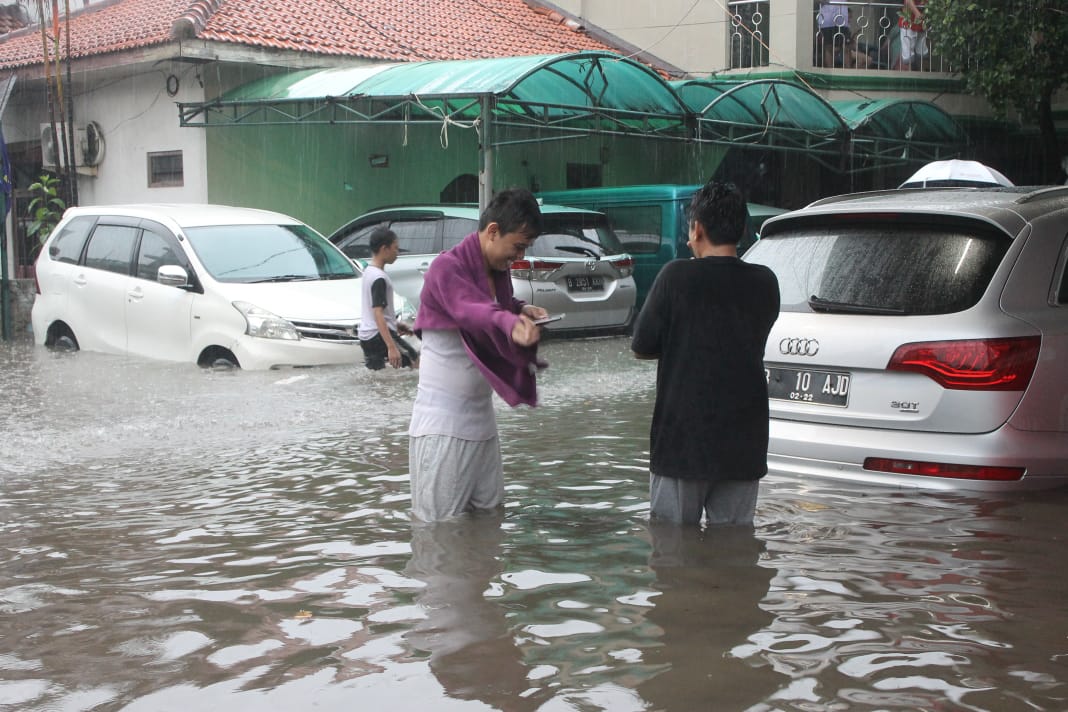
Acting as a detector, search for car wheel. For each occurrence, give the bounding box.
[46,324,79,352]
[198,347,240,370]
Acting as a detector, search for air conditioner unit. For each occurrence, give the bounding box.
[40,122,85,169]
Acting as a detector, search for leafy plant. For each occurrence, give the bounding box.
[924,0,1068,182]
[26,172,66,254]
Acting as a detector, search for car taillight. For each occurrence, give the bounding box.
[610,256,634,277]
[864,457,1024,482]
[511,259,565,281]
[886,336,1040,391]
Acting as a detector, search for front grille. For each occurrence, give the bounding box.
[290,320,360,343]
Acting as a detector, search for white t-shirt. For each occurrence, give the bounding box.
[358,264,396,340]
[817,2,849,29]
[408,329,497,441]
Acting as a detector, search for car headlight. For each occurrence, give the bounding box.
[232,301,300,340]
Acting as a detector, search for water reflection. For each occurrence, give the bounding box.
[1,337,1068,711]
[639,523,778,711]
[404,514,547,710]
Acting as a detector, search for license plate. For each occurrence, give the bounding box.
[566,275,604,292]
[765,366,850,406]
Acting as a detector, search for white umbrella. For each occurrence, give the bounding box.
[899,159,1014,189]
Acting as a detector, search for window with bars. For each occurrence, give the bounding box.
[147,151,184,188]
[728,1,770,69]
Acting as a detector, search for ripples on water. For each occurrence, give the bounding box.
[0,337,1066,711]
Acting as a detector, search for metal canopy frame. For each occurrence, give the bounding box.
[178,52,694,208]
[177,51,971,203]
[833,98,967,173]
[674,79,849,169]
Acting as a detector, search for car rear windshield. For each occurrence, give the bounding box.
[743,223,1010,315]
[527,214,625,259]
[185,224,357,283]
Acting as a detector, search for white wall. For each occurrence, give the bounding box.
[74,65,208,205]
[4,61,209,207]
[552,0,829,76]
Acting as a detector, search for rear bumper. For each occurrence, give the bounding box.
[767,418,1068,492]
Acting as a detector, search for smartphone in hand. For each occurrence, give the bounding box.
[533,313,564,326]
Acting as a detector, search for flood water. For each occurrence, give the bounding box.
[1,336,1066,712]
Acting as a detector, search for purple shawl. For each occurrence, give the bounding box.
[414,232,546,407]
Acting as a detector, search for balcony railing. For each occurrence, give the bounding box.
[813,2,949,72]
[728,1,951,73]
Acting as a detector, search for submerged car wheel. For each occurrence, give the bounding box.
[46,324,79,352]
[197,347,240,370]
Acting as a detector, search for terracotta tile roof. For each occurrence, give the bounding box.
[0,0,620,70]
[0,4,30,36]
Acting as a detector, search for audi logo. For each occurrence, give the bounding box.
[779,337,820,357]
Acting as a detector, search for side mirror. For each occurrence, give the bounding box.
[157,264,190,288]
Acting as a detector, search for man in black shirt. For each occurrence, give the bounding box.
[631,181,780,526]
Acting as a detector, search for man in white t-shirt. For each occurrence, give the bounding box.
[408,189,548,521]
[358,227,418,370]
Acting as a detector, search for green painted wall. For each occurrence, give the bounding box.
[205,123,727,235]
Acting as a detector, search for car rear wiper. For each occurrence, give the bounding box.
[808,295,906,315]
[556,245,602,259]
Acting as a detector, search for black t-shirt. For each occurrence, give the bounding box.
[631,256,780,481]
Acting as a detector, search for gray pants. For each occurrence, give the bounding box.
[649,475,759,526]
[409,434,503,522]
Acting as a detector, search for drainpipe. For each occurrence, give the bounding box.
[0,192,9,341]
[479,93,494,212]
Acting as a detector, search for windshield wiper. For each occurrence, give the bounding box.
[808,295,906,315]
[556,245,602,259]
[250,274,317,283]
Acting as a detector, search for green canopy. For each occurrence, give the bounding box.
[673,78,848,163]
[183,52,691,139]
[178,51,971,194]
[833,98,967,166]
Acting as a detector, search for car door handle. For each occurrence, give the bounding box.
[417,263,430,274]
[73,274,87,287]
[127,286,144,301]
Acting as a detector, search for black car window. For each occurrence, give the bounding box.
[136,227,185,281]
[336,222,385,260]
[600,205,662,254]
[744,224,1010,315]
[442,217,478,250]
[83,224,139,275]
[48,215,95,264]
[390,219,438,254]
[1057,233,1068,305]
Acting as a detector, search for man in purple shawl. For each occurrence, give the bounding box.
[408,189,549,521]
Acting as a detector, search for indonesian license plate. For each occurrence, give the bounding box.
[566,275,604,292]
[766,366,850,406]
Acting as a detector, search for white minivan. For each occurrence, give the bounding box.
[31,204,364,369]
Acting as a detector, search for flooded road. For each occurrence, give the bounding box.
[1,336,1066,711]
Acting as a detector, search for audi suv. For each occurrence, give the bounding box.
[744,185,1068,491]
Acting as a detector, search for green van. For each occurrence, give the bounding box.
[537,184,786,308]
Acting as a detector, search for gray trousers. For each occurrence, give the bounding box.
[409,434,503,522]
[649,475,759,526]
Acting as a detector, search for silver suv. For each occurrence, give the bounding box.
[744,186,1068,492]
[328,204,636,333]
